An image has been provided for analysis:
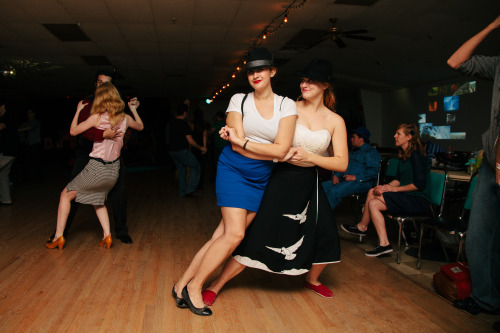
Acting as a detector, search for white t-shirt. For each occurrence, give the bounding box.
[226,92,297,144]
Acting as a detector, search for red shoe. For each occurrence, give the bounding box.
[303,281,333,298]
[202,290,217,306]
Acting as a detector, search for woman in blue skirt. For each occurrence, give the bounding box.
[200,59,349,305]
[173,48,297,316]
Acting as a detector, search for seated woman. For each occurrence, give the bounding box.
[341,123,429,256]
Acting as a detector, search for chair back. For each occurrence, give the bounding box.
[464,172,478,211]
[385,158,399,178]
[424,170,448,217]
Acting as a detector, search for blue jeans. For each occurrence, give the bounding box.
[169,149,201,197]
[322,179,372,210]
[466,162,500,312]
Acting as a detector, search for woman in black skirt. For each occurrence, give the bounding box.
[340,123,429,257]
[201,59,349,305]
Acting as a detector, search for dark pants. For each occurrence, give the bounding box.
[65,151,128,237]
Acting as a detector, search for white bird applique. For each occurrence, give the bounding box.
[282,201,309,224]
[266,236,304,260]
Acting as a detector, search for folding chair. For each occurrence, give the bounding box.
[417,171,478,269]
[350,158,384,242]
[385,169,448,264]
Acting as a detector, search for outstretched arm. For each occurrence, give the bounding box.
[447,15,500,69]
[70,101,100,136]
[125,100,144,131]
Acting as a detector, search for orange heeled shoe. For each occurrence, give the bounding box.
[46,236,65,250]
[99,235,112,249]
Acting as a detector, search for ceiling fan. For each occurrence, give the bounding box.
[321,18,376,48]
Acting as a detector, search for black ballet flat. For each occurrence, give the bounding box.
[172,285,189,308]
[181,286,212,316]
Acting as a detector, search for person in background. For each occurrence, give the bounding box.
[341,123,429,257]
[447,15,500,322]
[421,132,445,165]
[322,126,380,211]
[49,70,137,244]
[172,47,297,316]
[210,111,229,174]
[0,99,19,205]
[167,103,207,197]
[191,108,210,192]
[200,58,348,306]
[18,109,43,181]
[46,82,144,250]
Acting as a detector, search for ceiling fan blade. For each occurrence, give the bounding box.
[334,37,346,48]
[306,35,330,49]
[344,35,376,41]
[342,29,369,34]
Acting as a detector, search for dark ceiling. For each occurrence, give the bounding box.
[0,0,498,102]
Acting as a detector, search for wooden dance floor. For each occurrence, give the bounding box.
[0,165,490,332]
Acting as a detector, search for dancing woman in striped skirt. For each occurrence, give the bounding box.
[46,82,144,250]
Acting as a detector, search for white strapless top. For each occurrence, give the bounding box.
[291,123,331,167]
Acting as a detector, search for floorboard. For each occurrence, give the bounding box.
[0,165,496,332]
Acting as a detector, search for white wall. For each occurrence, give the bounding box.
[360,90,383,146]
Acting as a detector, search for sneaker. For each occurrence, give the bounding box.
[341,224,367,236]
[365,244,393,257]
[453,297,482,315]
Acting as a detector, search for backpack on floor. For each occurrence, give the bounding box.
[433,262,472,302]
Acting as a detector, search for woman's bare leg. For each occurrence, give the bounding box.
[186,207,253,308]
[205,257,246,295]
[357,188,377,230]
[94,205,111,238]
[305,264,327,285]
[53,188,77,240]
[174,218,225,297]
[367,198,390,246]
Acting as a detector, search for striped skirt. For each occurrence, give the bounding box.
[66,158,120,205]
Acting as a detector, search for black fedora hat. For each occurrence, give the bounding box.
[245,47,274,71]
[300,58,333,83]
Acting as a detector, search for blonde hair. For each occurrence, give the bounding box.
[397,123,425,161]
[90,82,125,126]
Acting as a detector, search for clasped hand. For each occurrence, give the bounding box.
[373,184,393,196]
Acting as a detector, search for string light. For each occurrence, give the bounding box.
[211,0,307,100]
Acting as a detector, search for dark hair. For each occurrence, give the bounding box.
[176,103,188,116]
[397,123,425,161]
[94,69,115,83]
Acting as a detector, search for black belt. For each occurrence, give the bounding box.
[90,157,119,165]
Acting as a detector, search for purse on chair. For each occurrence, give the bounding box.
[433,262,471,302]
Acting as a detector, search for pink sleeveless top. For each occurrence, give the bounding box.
[89,113,127,162]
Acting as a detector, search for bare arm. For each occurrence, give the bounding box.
[125,101,144,131]
[447,15,500,69]
[288,113,349,172]
[70,101,100,136]
[226,113,297,160]
[186,134,207,153]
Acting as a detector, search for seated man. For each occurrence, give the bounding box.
[322,126,380,210]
